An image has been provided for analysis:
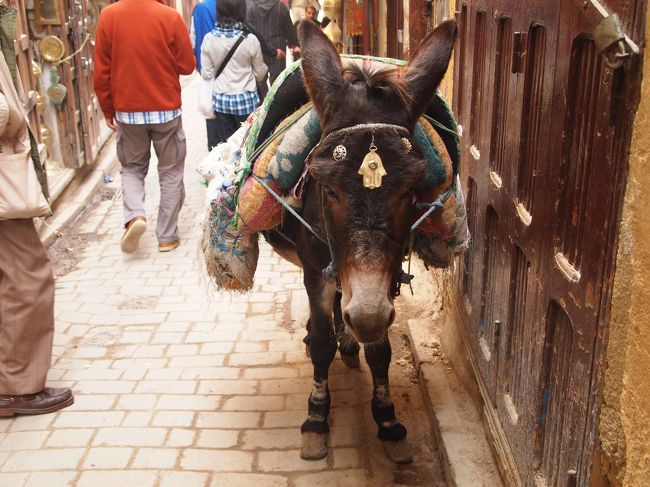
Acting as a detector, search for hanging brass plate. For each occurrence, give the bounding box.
[39,36,65,63]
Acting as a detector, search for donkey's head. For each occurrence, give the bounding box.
[300,20,457,344]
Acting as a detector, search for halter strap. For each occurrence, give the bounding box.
[258,121,448,282]
[321,123,411,142]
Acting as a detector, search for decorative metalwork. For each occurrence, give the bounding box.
[333,144,347,161]
[358,131,387,189]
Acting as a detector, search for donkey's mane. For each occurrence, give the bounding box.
[341,62,411,110]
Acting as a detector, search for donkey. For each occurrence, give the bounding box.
[264,19,457,462]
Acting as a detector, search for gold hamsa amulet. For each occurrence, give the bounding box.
[358,149,387,189]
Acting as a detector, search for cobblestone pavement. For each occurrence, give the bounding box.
[0,74,445,486]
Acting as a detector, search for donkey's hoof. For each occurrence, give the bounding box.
[300,432,328,460]
[382,439,413,464]
[340,353,360,369]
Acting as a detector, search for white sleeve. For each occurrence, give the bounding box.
[250,36,268,82]
[201,35,216,79]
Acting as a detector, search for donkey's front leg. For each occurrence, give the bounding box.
[365,335,413,464]
[300,274,338,460]
[333,292,360,368]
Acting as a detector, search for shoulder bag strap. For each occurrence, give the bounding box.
[214,33,247,79]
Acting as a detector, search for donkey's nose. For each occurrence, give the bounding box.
[343,301,395,344]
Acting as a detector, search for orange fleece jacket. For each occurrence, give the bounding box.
[93,0,196,120]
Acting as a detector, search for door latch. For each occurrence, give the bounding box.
[580,0,640,69]
[593,14,638,68]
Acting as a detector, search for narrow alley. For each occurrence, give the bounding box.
[1,0,649,484]
[0,73,447,487]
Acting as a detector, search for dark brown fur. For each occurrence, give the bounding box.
[264,19,458,461]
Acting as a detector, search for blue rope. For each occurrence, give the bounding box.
[320,190,337,279]
[410,188,453,232]
[422,114,460,140]
[251,173,337,278]
[251,173,324,242]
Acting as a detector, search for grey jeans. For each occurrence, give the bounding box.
[116,117,186,244]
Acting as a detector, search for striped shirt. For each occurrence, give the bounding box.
[115,109,182,125]
[213,23,244,39]
[214,91,260,116]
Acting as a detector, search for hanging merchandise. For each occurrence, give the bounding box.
[46,67,66,107]
[38,35,65,63]
[41,34,90,109]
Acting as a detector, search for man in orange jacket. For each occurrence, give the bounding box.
[93,0,195,254]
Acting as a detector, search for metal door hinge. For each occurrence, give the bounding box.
[512,31,527,73]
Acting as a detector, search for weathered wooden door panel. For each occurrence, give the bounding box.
[386,0,404,59]
[65,0,109,165]
[453,2,469,127]
[454,0,646,485]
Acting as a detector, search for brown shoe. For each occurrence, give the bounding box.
[158,238,180,252]
[0,387,74,417]
[121,216,147,253]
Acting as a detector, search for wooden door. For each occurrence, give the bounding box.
[365,0,379,55]
[453,1,646,485]
[387,0,404,59]
[69,0,112,164]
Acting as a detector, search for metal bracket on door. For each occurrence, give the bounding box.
[580,0,640,69]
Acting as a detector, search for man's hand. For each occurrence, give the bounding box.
[292,46,301,54]
[275,49,285,59]
[106,116,118,131]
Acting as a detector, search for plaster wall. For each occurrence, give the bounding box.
[599,7,650,484]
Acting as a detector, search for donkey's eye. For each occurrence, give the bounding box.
[323,186,338,200]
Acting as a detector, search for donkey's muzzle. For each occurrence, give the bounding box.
[342,299,395,344]
[340,267,395,343]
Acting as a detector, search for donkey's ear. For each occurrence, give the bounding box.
[404,20,457,123]
[299,19,345,120]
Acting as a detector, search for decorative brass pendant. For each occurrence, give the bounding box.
[358,147,387,189]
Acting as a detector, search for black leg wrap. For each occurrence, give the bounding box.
[302,387,330,434]
[301,419,330,434]
[371,397,396,423]
[372,397,407,442]
[377,422,407,442]
[307,390,330,417]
